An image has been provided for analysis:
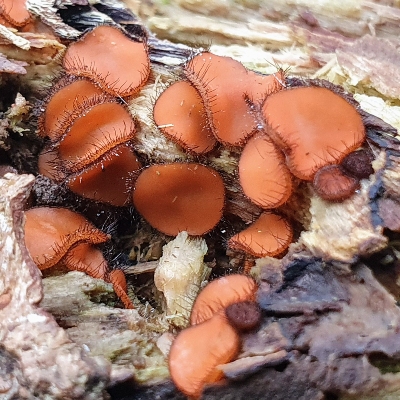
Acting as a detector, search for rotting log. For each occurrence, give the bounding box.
[1,0,400,399]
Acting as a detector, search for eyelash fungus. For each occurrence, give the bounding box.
[9,8,389,397]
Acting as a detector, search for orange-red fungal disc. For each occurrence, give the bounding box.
[132,163,225,236]
[0,0,31,27]
[239,132,292,209]
[153,81,216,154]
[39,78,104,140]
[63,25,150,97]
[228,212,293,258]
[169,312,240,399]
[24,207,109,270]
[184,52,259,146]
[262,86,365,180]
[58,101,136,172]
[64,242,108,280]
[190,274,257,325]
[312,164,360,201]
[108,269,134,309]
[67,145,141,206]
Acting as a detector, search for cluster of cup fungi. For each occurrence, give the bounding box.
[169,274,260,398]
[2,2,376,395]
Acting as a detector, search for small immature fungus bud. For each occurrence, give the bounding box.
[153,81,216,154]
[340,149,374,179]
[185,52,284,146]
[132,163,225,236]
[239,132,292,209]
[38,77,105,141]
[225,301,261,332]
[262,87,365,180]
[228,212,293,258]
[24,207,109,270]
[312,164,360,201]
[63,25,150,97]
[190,274,257,325]
[0,0,31,27]
[169,312,240,399]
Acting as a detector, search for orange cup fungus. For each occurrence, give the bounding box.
[228,212,293,258]
[0,0,31,27]
[169,312,240,399]
[38,77,106,141]
[24,207,133,308]
[132,163,225,236]
[183,52,285,146]
[238,132,292,209]
[66,145,141,206]
[262,86,365,180]
[169,274,259,398]
[153,80,216,154]
[63,25,150,97]
[57,100,136,172]
[190,274,257,325]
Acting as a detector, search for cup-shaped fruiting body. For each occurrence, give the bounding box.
[38,77,105,141]
[313,164,360,202]
[225,301,261,332]
[0,0,31,27]
[190,274,257,325]
[66,145,141,206]
[228,212,293,258]
[24,207,109,269]
[238,132,292,209]
[184,52,285,146]
[57,99,136,172]
[24,207,134,308]
[63,25,150,97]
[153,80,216,154]
[169,312,240,399]
[132,163,225,236]
[64,243,108,279]
[262,86,365,180]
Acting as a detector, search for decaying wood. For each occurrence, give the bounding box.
[0,173,110,399]
[2,0,400,399]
